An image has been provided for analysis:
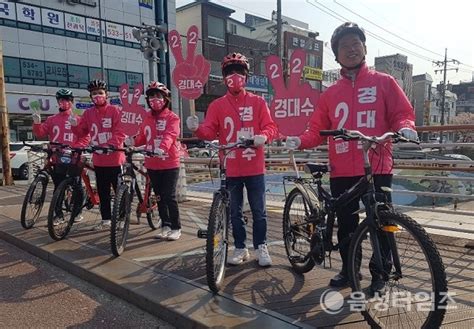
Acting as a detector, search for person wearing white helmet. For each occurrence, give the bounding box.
[286,22,417,288]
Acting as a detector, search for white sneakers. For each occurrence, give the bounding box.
[227,248,250,265]
[227,244,272,267]
[92,220,111,231]
[155,226,171,239]
[256,244,272,267]
[167,229,181,241]
[155,226,181,241]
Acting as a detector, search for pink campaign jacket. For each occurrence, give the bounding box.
[300,63,415,178]
[195,90,278,178]
[72,104,126,167]
[33,110,90,147]
[134,108,181,170]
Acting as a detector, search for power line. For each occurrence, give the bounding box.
[334,1,474,71]
[333,0,443,57]
[306,0,438,63]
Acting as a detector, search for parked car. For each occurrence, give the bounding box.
[9,142,47,180]
[444,154,472,161]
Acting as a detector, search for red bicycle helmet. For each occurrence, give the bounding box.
[330,22,366,60]
[146,81,171,98]
[221,52,250,76]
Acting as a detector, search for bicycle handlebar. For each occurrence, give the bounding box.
[206,138,255,151]
[319,128,420,145]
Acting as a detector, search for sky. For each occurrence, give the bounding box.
[175,0,474,85]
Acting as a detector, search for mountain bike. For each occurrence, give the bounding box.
[46,144,102,241]
[282,129,447,328]
[197,138,254,294]
[20,142,53,229]
[110,147,160,256]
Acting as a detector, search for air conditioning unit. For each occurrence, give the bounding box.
[209,75,223,82]
[208,36,225,47]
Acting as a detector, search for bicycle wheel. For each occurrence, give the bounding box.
[146,192,160,230]
[47,179,81,240]
[282,188,315,274]
[206,192,229,293]
[348,210,447,329]
[111,184,132,256]
[20,174,48,229]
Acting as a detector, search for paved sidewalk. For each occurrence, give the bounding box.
[0,185,473,328]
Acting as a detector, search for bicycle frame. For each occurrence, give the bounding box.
[118,149,154,217]
[284,132,405,276]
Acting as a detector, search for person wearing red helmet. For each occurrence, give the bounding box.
[128,81,182,241]
[186,52,278,267]
[286,22,417,288]
[70,79,127,231]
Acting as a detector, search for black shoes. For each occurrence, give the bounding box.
[329,272,350,287]
[329,272,363,288]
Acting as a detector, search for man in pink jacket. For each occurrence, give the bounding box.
[187,52,278,267]
[286,22,417,287]
[70,79,126,230]
[130,81,182,241]
[33,88,89,188]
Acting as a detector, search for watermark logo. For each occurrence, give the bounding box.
[320,289,456,314]
[320,290,345,314]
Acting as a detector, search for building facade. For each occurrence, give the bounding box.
[245,13,323,90]
[451,80,474,115]
[374,53,414,103]
[412,73,433,127]
[176,1,322,136]
[1,0,175,141]
[176,0,271,135]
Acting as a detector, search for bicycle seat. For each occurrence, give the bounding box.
[305,163,329,174]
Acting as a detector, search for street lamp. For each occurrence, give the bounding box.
[132,23,168,82]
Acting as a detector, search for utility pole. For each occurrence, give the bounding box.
[433,48,459,143]
[132,23,168,83]
[276,0,282,58]
[0,40,13,185]
[98,0,105,80]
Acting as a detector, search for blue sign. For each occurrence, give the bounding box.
[138,0,153,9]
[246,75,268,92]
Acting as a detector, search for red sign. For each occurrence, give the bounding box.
[266,49,320,136]
[119,83,146,136]
[168,25,210,100]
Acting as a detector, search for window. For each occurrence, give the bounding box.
[247,57,254,74]
[208,15,225,40]
[126,72,143,87]
[4,57,21,77]
[108,69,126,89]
[68,64,89,84]
[229,23,237,35]
[45,62,68,82]
[259,60,266,75]
[209,60,222,77]
[89,67,105,81]
[20,59,45,80]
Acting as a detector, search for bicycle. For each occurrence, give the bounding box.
[110,147,160,256]
[46,144,101,241]
[282,129,447,328]
[197,138,254,294]
[20,141,53,229]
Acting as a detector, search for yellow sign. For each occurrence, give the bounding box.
[303,66,323,81]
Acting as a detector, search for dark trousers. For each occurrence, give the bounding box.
[227,174,267,250]
[330,174,392,277]
[94,166,121,221]
[148,168,181,230]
